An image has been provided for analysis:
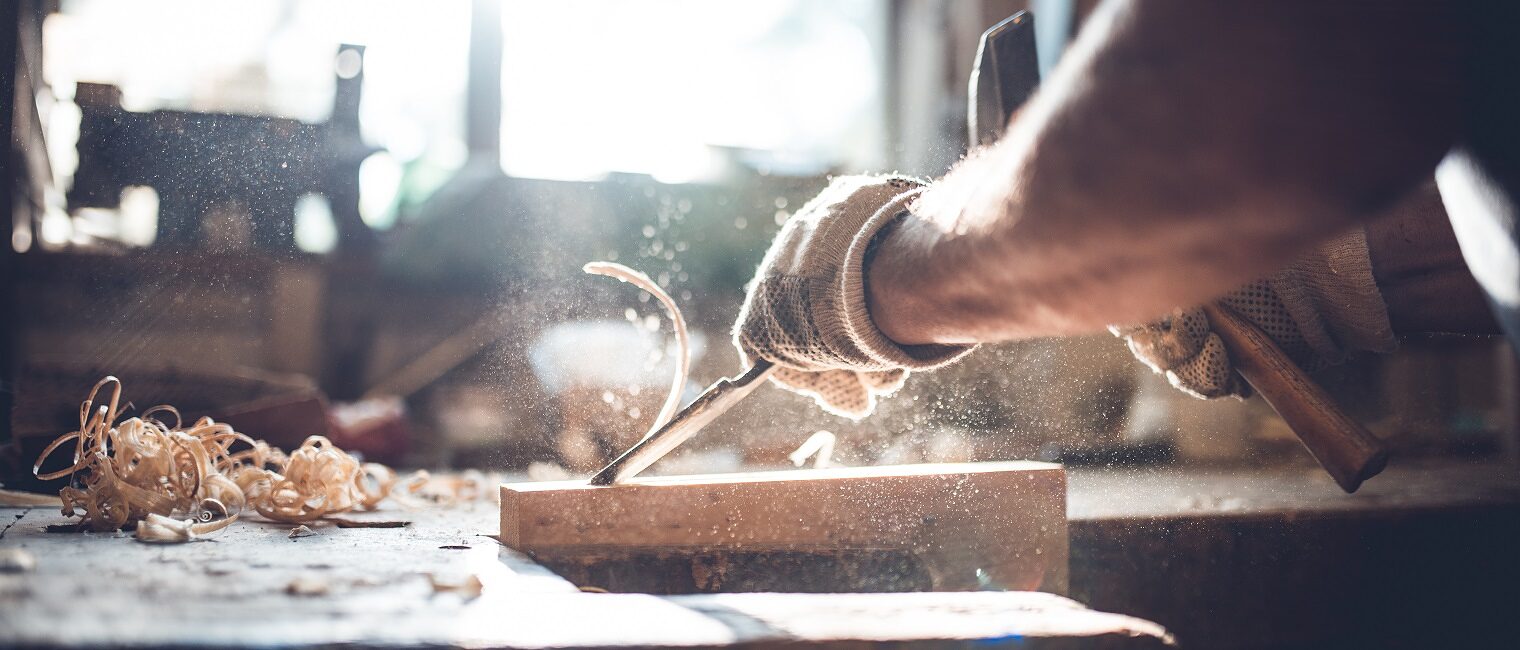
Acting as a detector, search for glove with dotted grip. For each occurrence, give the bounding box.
[733,175,975,419]
[1112,228,1396,399]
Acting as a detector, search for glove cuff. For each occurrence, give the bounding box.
[838,188,976,370]
[1272,228,1396,365]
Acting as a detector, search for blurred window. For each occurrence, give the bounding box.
[42,0,470,226]
[500,0,888,182]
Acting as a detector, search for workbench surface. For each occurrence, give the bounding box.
[3,460,1516,649]
[0,490,1166,648]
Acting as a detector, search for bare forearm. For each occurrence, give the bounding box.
[869,0,1463,345]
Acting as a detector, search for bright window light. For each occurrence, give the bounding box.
[118,186,160,247]
[294,193,338,254]
[500,0,887,181]
[45,0,469,227]
[359,152,404,230]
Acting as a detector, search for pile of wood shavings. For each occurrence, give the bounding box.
[32,376,412,534]
[32,377,245,532]
[233,435,400,523]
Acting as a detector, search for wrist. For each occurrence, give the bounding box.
[840,189,975,368]
[864,215,924,345]
[862,209,968,348]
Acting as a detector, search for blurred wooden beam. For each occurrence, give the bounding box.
[0,0,21,451]
[468,0,503,166]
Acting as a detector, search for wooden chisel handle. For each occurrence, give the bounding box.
[1201,304,1388,493]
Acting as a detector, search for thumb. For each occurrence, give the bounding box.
[771,367,876,420]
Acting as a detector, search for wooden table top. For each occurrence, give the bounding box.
[0,495,1166,648]
[6,459,1513,648]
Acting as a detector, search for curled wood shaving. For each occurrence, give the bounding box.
[583,261,691,434]
[358,462,398,510]
[32,377,251,531]
[425,572,484,599]
[34,377,420,533]
[235,435,376,524]
[134,511,238,544]
[286,576,330,597]
[0,548,36,573]
[392,469,493,507]
[452,469,488,502]
[789,431,837,469]
[223,438,415,523]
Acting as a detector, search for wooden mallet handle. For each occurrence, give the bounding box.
[1201,304,1388,493]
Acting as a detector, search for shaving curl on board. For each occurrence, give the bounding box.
[583,262,692,438]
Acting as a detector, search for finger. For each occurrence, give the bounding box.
[1122,308,1211,370]
[810,370,874,419]
[1165,333,1245,399]
[858,368,907,393]
[768,366,816,391]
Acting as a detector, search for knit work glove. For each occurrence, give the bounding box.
[1113,228,1396,399]
[734,175,975,418]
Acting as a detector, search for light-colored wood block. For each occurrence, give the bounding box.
[501,461,1067,593]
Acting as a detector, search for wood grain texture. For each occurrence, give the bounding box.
[502,461,1068,593]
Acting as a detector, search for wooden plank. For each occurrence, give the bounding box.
[502,461,1068,592]
[531,546,938,594]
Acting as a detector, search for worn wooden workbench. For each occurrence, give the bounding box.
[1067,460,1520,649]
[0,492,1166,648]
[2,460,1516,648]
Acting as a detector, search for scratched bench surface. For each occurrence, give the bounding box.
[7,459,1520,648]
[0,493,1169,649]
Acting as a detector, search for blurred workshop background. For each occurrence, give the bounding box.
[2,0,1515,491]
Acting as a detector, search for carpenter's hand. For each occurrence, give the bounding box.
[1113,228,1396,399]
[734,175,974,418]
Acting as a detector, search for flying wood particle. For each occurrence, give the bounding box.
[286,576,330,596]
[0,548,36,573]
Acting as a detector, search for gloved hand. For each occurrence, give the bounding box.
[1113,228,1396,399]
[734,175,975,418]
